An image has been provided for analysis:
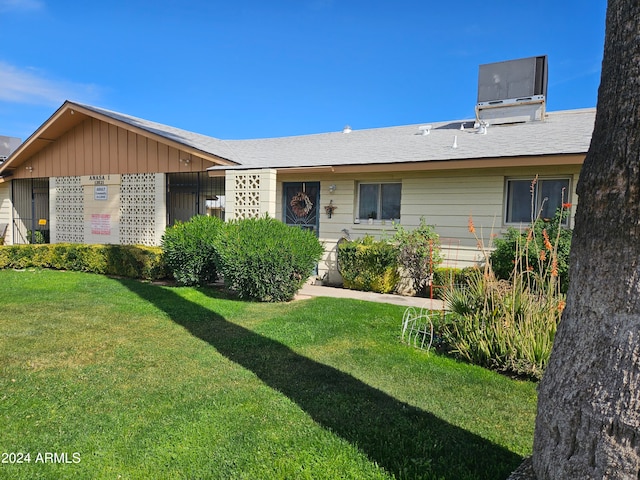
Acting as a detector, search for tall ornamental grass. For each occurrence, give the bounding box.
[442,185,568,379]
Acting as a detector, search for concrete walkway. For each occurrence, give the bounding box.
[296,284,445,310]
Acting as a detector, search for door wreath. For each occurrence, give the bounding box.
[290,191,313,217]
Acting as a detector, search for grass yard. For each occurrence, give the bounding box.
[0,269,537,479]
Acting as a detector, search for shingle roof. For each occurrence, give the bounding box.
[79,103,595,170]
[215,108,595,170]
[76,103,239,163]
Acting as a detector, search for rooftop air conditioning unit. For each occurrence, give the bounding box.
[476,55,548,125]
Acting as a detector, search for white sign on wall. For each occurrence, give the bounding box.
[94,185,108,201]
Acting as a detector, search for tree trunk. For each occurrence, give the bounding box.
[533,1,640,478]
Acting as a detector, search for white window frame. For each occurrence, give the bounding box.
[356,181,402,223]
[504,177,571,226]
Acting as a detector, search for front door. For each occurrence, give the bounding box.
[283,182,320,235]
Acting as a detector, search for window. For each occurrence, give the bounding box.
[358,182,401,221]
[505,177,570,225]
[167,172,225,225]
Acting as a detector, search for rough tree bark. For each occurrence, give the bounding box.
[533,1,640,478]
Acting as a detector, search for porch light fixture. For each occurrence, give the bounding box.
[25,166,33,173]
[180,158,191,165]
[328,184,336,194]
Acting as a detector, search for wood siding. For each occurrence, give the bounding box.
[12,117,215,179]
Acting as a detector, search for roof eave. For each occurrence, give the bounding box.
[207,152,586,175]
[0,101,79,175]
[69,103,239,167]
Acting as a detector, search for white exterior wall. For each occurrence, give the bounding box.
[119,173,166,246]
[82,174,122,244]
[153,173,167,245]
[277,165,581,284]
[225,169,277,220]
[50,173,166,246]
[0,181,12,245]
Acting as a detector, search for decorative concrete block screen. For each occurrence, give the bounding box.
[119,173,162,246]
[233,173,262,219]
[226,169,277,220]
[54,176,85,243]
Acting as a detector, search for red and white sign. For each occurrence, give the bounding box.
[91,214,111,235]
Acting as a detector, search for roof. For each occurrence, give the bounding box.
[76,103,239,163]
[0,101,238,176]
[212,108,595,170]
[0,101,595,176]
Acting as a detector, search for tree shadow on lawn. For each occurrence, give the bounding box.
[119,279,522,479]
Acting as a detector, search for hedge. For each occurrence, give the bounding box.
[0,244,168,281]
[337,235,400,294]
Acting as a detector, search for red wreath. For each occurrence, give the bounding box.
[290,191,313,217]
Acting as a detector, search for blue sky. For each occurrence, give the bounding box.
[1,0,606,142]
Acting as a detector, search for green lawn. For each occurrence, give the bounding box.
[0,269,537,479]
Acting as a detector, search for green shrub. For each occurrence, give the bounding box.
[48,244,108,272]
[103,245,168,280]
[393,219,442,296]
[0,244,44,269]
[27,229,49,244]
[491,209,572,293]
[217,216,323,302]
[338,235,399,294]
[0,244,168,281]
[161,215,224,286]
